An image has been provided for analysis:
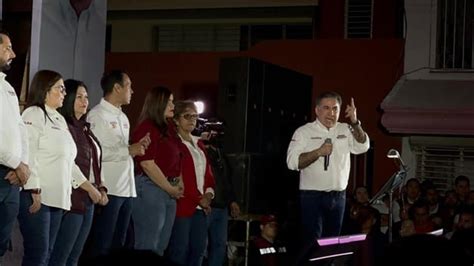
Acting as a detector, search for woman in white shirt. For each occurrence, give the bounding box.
[49,79,108,266]
[18,70,100,266]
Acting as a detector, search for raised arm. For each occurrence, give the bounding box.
[344,97,367,144]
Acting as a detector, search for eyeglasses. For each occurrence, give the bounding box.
[182,113,199,120]
[53,85,66,94]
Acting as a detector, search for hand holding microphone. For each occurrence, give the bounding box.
[320,138,332,171]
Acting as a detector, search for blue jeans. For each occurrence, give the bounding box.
[167,210,208,266]
[0,166,19,257]
[132,174,176,256]
[300,190,346,244]
[207,207,228,266]
[49,203,94,266]
[17,192,63,266]
[89,195,133,258]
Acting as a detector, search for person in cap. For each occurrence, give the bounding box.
[248,214,288,266]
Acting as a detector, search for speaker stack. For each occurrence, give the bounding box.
[217,57,312,214]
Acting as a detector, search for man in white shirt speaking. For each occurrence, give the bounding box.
[87,70,150,257]
[0,32,30,263]
[286,91,370,248]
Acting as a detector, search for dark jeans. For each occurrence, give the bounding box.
[207,207,229,266]
[17,192,63,266]
[299,190,346,244]
[49,203,94,266]
[89,195,133,258]
[167,210,208,266]
[0,166,19,257]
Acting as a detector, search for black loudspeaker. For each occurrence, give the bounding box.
[217,57,312,155]
[227,153,266,214]
[217,57,312,214]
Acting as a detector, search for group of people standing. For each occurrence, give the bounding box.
[1,28,372,265]
[0,32,240,266]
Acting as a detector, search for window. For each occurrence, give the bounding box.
[249,25,283,46]
[154,22,312,52]
[154,24,240,52]
[240,24,313,50]
[286,25,314,39]
[436,0,474,69]
[345,0,373,39]
[414,145,474,192]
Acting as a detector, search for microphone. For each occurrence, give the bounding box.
[324,138,331,171]
[387,148,408,171]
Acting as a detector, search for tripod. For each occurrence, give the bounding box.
[369,149,408,243]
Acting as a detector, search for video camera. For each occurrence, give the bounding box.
[192,117,225,146]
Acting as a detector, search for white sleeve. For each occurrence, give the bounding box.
[22,108,44,189]
[0,93,5,164]
[349,126,370,155]
[87,111,129,162]
[0,91,3,124]
[286,127,305,171]
[0,95,21,169]
[71,163,87,189]
[19,118,29,164]
[0,91,15,168]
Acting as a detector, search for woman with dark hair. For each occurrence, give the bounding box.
[167,100,215,266]
[131,86,184,256]
[18,70,101,266]
[49,79,106,265]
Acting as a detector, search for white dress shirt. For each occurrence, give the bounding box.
[31,0,106,106]
[87,99,136,197]
[22,105,87,210]
[287,119,370,191]
[0,72,28,169]
[88,136,104,183]
[180,135,214,196]
[179,135,214,210]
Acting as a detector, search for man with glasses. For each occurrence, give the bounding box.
[0,32,30,264]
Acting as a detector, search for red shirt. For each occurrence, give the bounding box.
[132,119,182,178]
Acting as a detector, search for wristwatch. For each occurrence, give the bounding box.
[99,186,108,193]
[25,188,41,194]
[350,120,361,127]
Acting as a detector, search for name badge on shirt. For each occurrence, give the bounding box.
[337,134,347,139]
[310,136,323,140]
[51,126,61,130]
[110,121,117,129]
[7,90,16,96]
